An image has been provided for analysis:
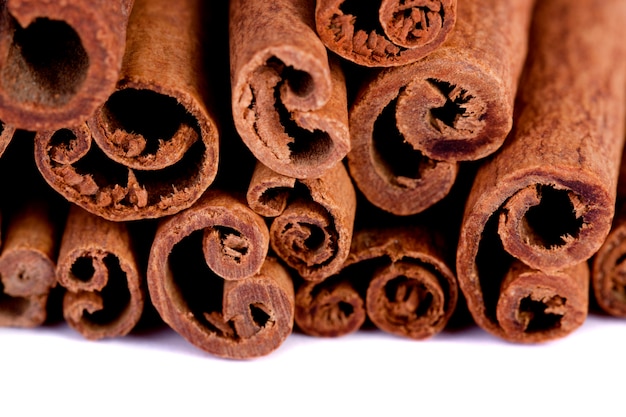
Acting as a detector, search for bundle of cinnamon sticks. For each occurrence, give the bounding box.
[1,0,625,359]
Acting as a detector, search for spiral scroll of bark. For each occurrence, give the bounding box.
[33,0,219,221]
[347,0,534,216]
[0,200,59,327]
[296,227,457,339]
[456,0,626,343]
[247,161,356,282]
[148,190,295,359]
[56,205,144,340]
[230,0,350,179]
[0,0,134,130]
[316,0,456,67]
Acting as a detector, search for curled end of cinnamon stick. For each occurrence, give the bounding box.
[295,278,365,337]
[315,0,456,67]
[0,0,131,130]
[592,221,626,317]
[495,261,588,343]
[366,260,454,340]
[57,207,144,340]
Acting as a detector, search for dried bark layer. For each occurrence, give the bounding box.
[56,205,144,340]
[296,227,457,339]
[316,0,456,67]
[592,206,626,317]
[0,0,134,130]
[33,0,219,221]
[0,122,15,158]
[230,0,349,179]
[347,0,534,216]
[247,162,356,282]
[456,0,626,342]
[0,201,59,327]
[148,190,294,359]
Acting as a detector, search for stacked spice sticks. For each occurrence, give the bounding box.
[0,0,625,359]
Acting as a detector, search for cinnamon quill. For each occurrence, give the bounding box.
[0,0,134,130]
[456,0,626,342]
[33,0,219,221]
[230,0,350,179]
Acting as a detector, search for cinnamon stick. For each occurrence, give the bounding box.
[347,0,534,216]
[148,190,294,359]
[296,226,457,338]
[456,0,626,342]
[247,161,356,282]
[315,0,456,67]
[0,199,59,327]
[56,205,144,340]
[0,122,15,158]
[230,0,350,179]
[33,0,219,221]
[0,0,134,130]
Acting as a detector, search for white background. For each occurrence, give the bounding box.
[1,313,624,416]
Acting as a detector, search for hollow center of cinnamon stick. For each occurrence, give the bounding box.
[518,295,565,333]
[339,0,383,35]
[384,276,434,318]
[82,255,131,325]
[523,186,583,249]
[427,79,473,132]
[103,89,197,152]
[70,256,95,283]
[373,97,435,181]
[3,18,89,106]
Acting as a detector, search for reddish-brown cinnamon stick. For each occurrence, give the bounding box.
[316,0,456,67]
[33,0,219,221]
[56,205,144,340]
[247,161,356,282]
[296,226,457,339]
[592,201,626,316]
[456,0,626,342]
[148,190,294,359]
[0,0,134,130]
[347,0,534,216]
[230,0,350,179]
[0,200,59,327]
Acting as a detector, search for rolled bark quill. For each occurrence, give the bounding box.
[591,150,626,317]
[148,190,294,359]
[347,0,534,216]
[56,205,144,340]
[33,0,219,221]
[456,0,626,342]
[296,226,457,339]
[230,0,350,179]
[0,0,134,130]
[0,200,59,328]
[247,161,356,282]
[315,0,456,67]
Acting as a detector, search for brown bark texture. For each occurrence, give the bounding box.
[0,199,59,327]
[56,205,144,340]
[347,0,534,216]
[0,0,134,130]
[230,0,350,179]
[33,0,219,221]
[148,190,294,359]
[247,161,356,282]
[0,121,15,158]
[456,0,626,342]
[296,226,457,339]
[315,0,456,67]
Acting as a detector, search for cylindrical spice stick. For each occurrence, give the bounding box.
[296,226,457,339]
[247,161,356,282]
[148,190,294,359]
[315,0,456,67]
[456,0,626,342]
[592,186,626,317]
[0,200,59,327]
[230,0,350,179]
[56,205,144,340]
[33,0,219,221]
[347,0,534,216]
[0,0,134,130]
